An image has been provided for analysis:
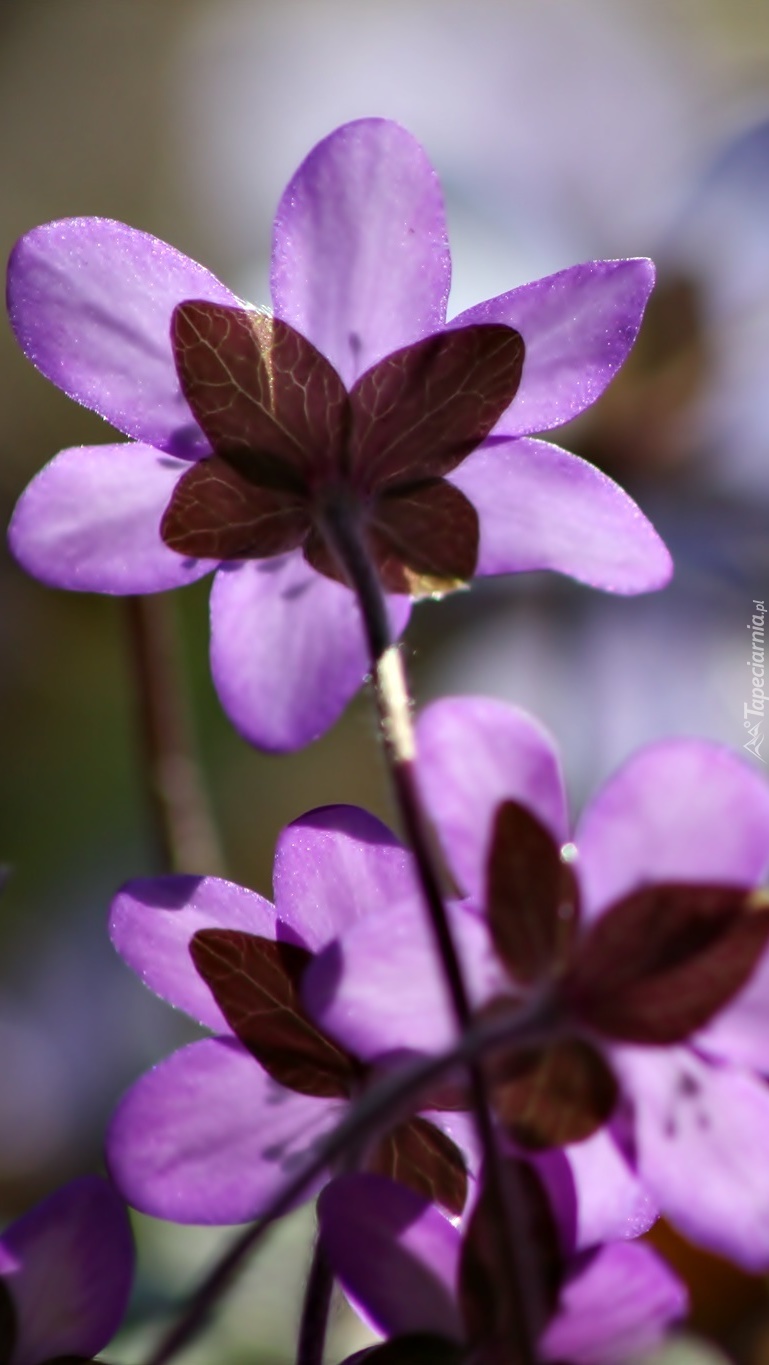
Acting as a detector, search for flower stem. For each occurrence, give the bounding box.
[124,595,225,875]
[322,502,540,1365]
[296,1237,335,1365]
[143,1003,552,1365]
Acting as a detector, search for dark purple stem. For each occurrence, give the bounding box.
[322,502,541,1365]
[124,595,225,875]
[142,1002,553,1365]
[296,1237,335,1365]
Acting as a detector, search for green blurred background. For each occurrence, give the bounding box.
[3,1,769,1359]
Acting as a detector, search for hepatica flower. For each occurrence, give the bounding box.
[317,1166,685,1365]
[306,698,769,1269]
[106,806,471,1225]
[0,1176,133,1365]
[8,119,670,751]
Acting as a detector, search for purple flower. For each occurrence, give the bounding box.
[316,1169,686,1365]
[305,697,769,1269]
[106,806,474,1225]
[8,119,670,752]
[0,1176,133,1365]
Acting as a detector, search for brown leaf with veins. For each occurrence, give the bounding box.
[160,456,310,560]
[190,929,359,1099]
[304,478,480,596]
[564,883,769,1045]
[486,801,580,985]
[488,1036,618,1149]
[369,1116,468,1216]
[349,325,525,491]
[172,303,347,483]
[163,304,523,597]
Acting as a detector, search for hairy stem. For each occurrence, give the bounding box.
[124,595,224,875]
[322,502,540,1365]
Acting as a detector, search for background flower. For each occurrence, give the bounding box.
[107,805,474,1224]
[316,1170,686,1365]
[0,1175,134,1365]
[305,698,769,1267]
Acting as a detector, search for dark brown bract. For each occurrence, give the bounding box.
[161,303,524,596]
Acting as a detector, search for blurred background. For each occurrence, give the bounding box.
[2,0,769,1359]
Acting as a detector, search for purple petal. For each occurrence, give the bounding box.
[8,443,217,593]
[615,1045,769,1270]
[110,875,278,1032]
[303,899,505,1060]
[564,1128,656,1248]
[318,1174,463,1340]
[107,1037,344,1224]
[450,438,672,594]
[541,1242,686,1365]
[415,697,568,903]
[697,946,769,1073]
[575,740,769,921]
[422,1110,481,1181]
[209,554,410,752]
[451,259,655,438]
[0,1176,133,1364]
[8,218,239,458]
[532,1129,656,1256]
[273,806,419,948]
[271,119,450,387]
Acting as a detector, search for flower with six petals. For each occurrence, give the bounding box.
[8,119,670,751]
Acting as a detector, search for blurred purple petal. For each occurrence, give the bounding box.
[7,218,238,458]
[8,443,216,593]
[615,1045,769,1270]
[110,875,278,1032]
[0,1176,133,1364]
[303,899,504,1059]
[450,438,672,593]
[107,1037,344,1223]
[541,1241,686,1365]
[273,806,420,946]
[416,697,568,902]
[453,258,655,437]
[533,1129,656,1254]
[575,739,769,920]
[209,554,410,752]
[318,1174,463,1340]
[698,947,769,1073]
[271,119,451,387]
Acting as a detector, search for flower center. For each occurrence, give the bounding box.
[160,301,524,596]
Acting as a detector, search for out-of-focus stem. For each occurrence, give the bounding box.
[322,501,540,1365]
[296,1238,335,1365]
[143,1001,553,1365]
[124,595,225,875]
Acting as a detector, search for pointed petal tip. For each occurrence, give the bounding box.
[455,437,674,598]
